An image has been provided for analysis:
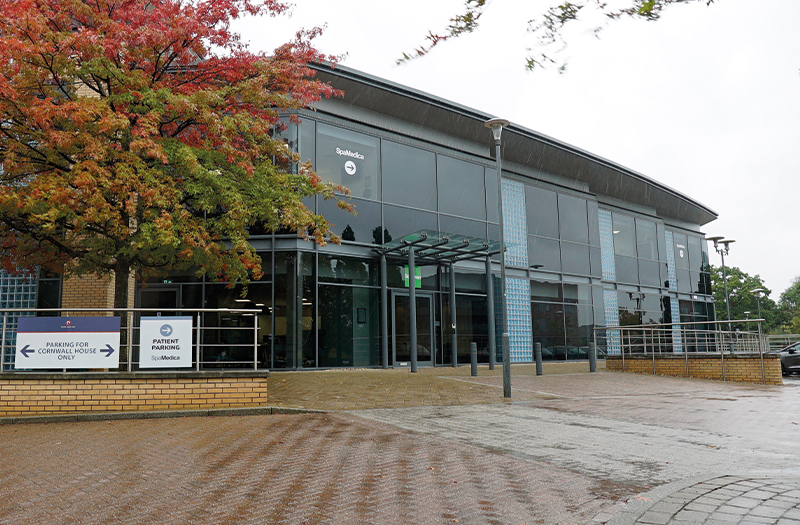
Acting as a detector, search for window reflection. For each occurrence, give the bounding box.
[437,155,486,220]
[316,123,380,200]
[381,141,436,210]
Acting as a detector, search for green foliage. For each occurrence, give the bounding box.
[403,0,716,71]
[709,264,784,332]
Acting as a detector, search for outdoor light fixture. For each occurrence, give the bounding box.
[708,236,735,322]
[484,117,511,398]
[751,288,765,320]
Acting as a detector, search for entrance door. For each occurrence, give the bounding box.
[393,293,434,366]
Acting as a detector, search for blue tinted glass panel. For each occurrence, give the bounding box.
[437,156,486,220]
[316,123,379,200]
[528,236,560,272]
[525,185,558,238]
[561,242,590,276]
[318,197,382,245]
[381,141,436,210]
[558,194,589,244]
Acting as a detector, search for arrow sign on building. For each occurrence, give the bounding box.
[15,317,121,369]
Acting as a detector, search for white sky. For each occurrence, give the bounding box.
[234,0,800,298]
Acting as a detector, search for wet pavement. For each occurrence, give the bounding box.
[1,363,800,524]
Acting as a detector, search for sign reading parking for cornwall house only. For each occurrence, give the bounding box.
[15,317,120,369]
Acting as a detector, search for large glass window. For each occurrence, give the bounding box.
[525,185,559,238]
[612,213,636,257]
[672,232,689,270]
[318,197,382,244]
[635,219,658,260]
[558,194,589,244]
[318,254,378,286]
[316,123,380,200]
[381,141,437,210]
[298,119,315,165]
[384,205,437,242]
[437,155,486,220]
[528,236,561,272]
[318,285,380,367]
[486,169,499,224]
[615,255,639,285]
[688,235,703,271]
[560,242,591,276]
[439,215,487,239]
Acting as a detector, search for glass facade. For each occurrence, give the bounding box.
[0,110,713,371]
[125,116,715,367]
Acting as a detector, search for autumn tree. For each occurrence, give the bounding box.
[0,0,349,310]
[401,0,716,71]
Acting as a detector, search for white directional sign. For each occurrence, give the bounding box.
[16,317,120,369]
[139,316,193,368]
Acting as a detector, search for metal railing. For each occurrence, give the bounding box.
[592,319,770,383]
[593,319,767,357]
[767,334,800,351]
[0,307,262,372]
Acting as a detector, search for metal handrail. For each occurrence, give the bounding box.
[0,307,262,373]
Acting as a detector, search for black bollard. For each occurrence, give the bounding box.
[471,342,478,376]
[535,342,543,376]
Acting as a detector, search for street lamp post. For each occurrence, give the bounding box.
[484,117,511,398]
[707,237,735,322]
[751,287,765,321]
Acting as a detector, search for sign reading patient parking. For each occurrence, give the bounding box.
[139,316,193,368]
[16,317,120,369]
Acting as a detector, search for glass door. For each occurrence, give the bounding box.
[393,293,434,366]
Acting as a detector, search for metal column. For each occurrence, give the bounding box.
[485,256,496,371]
[380,254,389,369]
[450,262,457,367]
[409,247,418,373]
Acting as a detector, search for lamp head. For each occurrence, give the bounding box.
[751,287,765,295]
[484,118,510,141]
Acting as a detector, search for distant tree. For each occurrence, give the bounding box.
[401,0,716,71]
[0,0,351,310]
[779,277,800,333]
[710,265,783,332]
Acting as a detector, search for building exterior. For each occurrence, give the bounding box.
[3,64,718,370]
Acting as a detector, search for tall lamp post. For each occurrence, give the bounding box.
[751,288,765,321]
[484,117,511,398]
[707,236,734,322]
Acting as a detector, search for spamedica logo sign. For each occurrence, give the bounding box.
[139,316,193,368]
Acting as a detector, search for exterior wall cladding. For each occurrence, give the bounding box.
[7,65,719,369]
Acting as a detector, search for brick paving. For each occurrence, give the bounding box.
[2,363,800,524]
[267,362,597,411]
[0,411,633,524]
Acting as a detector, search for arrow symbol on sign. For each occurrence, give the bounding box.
[102,345,115,357]
[19,345,34,358]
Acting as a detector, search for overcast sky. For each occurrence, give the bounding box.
[234,0,800,299]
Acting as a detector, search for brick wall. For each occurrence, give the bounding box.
[606,354,781,385]
[0,372,268,417]
[61,271,136,310]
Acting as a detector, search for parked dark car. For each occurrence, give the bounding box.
[773,342,800,375]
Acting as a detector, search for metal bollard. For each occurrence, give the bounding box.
[535,342,543,376]
[589,341,596,373]
[470,342,478,376]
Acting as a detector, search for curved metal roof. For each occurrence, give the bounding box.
[311,64,717,227]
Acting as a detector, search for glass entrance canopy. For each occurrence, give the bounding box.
[375,230,503,264]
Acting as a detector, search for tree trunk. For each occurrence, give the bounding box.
[114,262,131,370]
